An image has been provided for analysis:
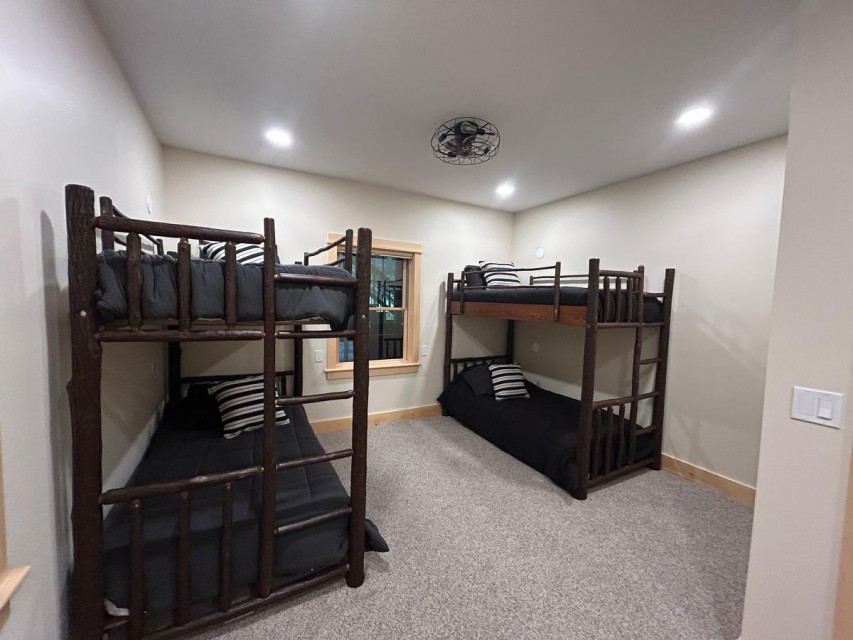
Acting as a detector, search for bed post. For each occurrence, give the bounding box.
[574,258,601,500]
[443,272,454,415]
[347,228,372,588]
[505,320,515,363]
[168,341,182,402]
[257,218,277,598]
[66,185,105,640]
[649,268,675,471]
[98,195,115,251]
[292,325,303,397]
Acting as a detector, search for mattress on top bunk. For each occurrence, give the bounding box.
[450,285,663,322]
[102,400,386,615]
[95,250,355,329]
[437,366,654,493]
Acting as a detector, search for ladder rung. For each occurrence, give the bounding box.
[96,329,263,342]
[273,273,356,287]
[276,449,353,471]
[276,390,354,406]
[593,391,660,410]
[274,506,351,536]
[600,321,665,329]
[639,357,662,365]
[276,330,355,340]
[635,425,660,436]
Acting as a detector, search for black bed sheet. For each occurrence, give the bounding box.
[438,370,653,493]
[102,404,385,615]
[96,250,355,329]
[450,285,663,322]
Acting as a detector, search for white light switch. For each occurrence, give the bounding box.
[420,345,428,356]
[791,387,844,429]
[818,398,833,420]
[314,349,324,363]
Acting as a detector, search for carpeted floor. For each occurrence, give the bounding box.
[189,416,753,640]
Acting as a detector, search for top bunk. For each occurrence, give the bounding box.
[447,259,675,329]
[66,184,366,343]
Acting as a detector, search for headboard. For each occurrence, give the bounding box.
[448,354,509,381]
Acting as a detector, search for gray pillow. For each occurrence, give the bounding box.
[462,265,487,289]
[462,365,494,396]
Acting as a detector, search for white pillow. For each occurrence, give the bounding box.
[201,241,265,265]
[208,375,289,438]
[489,363,530,401]
[479,260,521,287]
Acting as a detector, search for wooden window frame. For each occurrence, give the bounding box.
[325,234,422,380]
[0,436,30,631]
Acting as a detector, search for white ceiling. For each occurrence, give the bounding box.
[87,0,798,212]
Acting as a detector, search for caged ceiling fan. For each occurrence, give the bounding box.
[431,117,500,165]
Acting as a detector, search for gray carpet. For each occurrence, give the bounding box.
[189,416,752,640]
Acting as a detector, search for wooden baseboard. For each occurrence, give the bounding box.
[312,404,442,433]
[661,454,755,507]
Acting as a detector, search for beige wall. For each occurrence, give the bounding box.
[511,137,786,487]
[741,1,853,638]
[162,147,514,421]
[0,1,165,637]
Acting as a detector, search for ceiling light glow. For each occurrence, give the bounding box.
[675,106,713,128]
[496,183,515,197]
[264,128,294,147]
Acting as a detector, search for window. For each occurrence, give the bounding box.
[325,234,422,379]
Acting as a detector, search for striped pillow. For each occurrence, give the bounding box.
[201,241,266,265]
[479,261,521,287]
[489,363,530,401]
[208,376,289,438]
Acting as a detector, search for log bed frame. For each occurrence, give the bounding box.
[443,260,675,500]
[65,184,372,639]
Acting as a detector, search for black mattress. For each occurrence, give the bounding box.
[96,250,355,329]
[102,402,386,615]
[438,367,653,493]
[451,285,663,322]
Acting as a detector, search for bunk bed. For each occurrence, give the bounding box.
[65,184,381,639]
[441,260,675,500]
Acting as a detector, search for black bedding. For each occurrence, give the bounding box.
[95,250,355,329]
[438,367,653,492]
[451,285,663,322]
[102,402,387,615]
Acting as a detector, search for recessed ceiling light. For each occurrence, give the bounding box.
[675,106,713,128]
[496,182,515,197]
[264,128,293,147]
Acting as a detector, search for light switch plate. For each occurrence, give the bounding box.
[420,345,428,356]
[314,349,324,363]
[791,386,844,429]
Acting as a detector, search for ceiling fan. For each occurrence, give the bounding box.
[431,117,500,165]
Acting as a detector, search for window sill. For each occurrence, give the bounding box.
[325,361,420,380]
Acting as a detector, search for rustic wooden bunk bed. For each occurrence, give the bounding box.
[442,260,675,500]
[65,184,376,639]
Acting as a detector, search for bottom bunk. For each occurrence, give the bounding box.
[438,364,654,494]
[101,385,387,625]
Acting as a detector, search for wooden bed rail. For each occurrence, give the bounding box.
[93,214,264,244]
[303,229,354,271]
[98,442,357,634]
[448,355,510,380]
[99,196,165,255]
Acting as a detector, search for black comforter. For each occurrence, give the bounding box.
[96,250,355,329]
[102,402,386,615]
[438,368,653,492]
[450,285,663,322]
